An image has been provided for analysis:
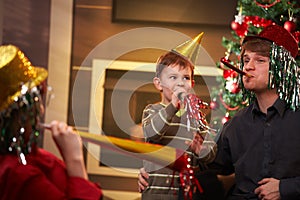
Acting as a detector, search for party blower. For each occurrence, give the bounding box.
[41,123,204,200]
[220,57,253,78]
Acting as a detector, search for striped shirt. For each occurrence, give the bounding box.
[141,102,217,199]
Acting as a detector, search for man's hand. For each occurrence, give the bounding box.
[254,178,281,200]
[138,168,149,193]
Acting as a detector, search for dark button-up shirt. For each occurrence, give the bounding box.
[214,98,300,199]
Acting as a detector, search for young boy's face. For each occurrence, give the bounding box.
[154,64,194,105]
[242,50,270,93]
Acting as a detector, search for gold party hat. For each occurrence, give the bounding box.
[0,45,48,111]
[172,32,204,65]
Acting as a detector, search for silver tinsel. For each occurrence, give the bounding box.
[0,86,43,165]
[269,43,299,110]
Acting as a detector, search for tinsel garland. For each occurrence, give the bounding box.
[269,43,299,110]
[182,94,218,142]
[0,85,42,165]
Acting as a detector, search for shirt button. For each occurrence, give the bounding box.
[264,143,270,148]
[266,122,271,126]
[269,160,275,164]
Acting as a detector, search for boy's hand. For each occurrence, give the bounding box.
[186,132,204,156]
[172,88,188,109]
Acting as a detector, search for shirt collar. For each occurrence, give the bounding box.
[272,98,286,117]
[251,97,286,118]
[159,102,166,107]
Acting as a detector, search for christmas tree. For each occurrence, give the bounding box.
[210,0,300,130]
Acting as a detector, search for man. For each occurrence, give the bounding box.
[214,24,300,200]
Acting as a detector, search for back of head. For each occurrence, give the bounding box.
[0,45,48,164]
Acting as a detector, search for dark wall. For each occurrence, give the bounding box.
[2,0,51,68]
[1,0,51,147]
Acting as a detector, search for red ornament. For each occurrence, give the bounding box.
[284,20,296,32]
[210,100,219,110]
[231,21,240,31]
[223,69,238,79]
[252,16,261,27]
[229,82,241,94]
[221,113,231,124]
[244,16,273,28]
[236,22,248,37]
[231,20,248,37]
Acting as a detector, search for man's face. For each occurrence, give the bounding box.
[242,50,270,94]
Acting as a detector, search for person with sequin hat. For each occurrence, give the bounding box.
[212,24,300,199]
[137,33,218,200]
[0,44,102,200]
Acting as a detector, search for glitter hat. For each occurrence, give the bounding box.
[172,32,204,65]
[243,24,298,58]
[0,44,48,111]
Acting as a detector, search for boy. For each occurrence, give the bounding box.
[141,33,217,199]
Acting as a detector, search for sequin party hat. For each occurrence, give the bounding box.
[0,44,48,111]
